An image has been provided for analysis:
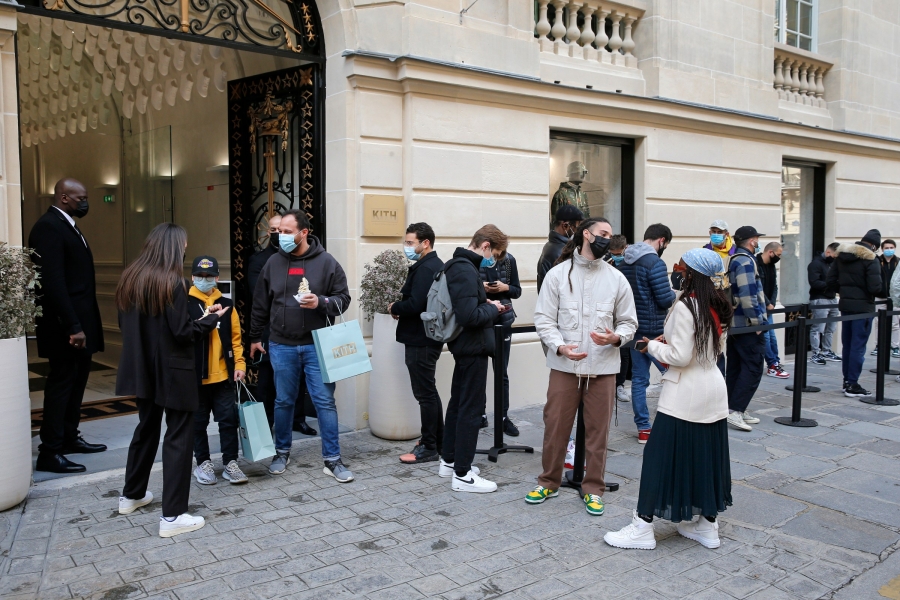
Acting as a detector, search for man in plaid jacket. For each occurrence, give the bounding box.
[726,226,768,432]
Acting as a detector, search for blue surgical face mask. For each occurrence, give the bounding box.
[279,233,298,253]
[611,254,625,265]
[480,248,496,269]
[710,233,725,246]
[885,249,896,258]
[404,244,422,261]
[193,276,216,294]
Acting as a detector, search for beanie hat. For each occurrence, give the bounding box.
[862,229,882,248]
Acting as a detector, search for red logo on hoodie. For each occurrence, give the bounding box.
[289,268,305,276]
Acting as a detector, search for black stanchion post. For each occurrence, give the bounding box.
[861,304,900,406]
[560,401,619,494]
[870,299,900,376]
[787,304,821,393]
[475,325,536,461]
[775,316,818,427]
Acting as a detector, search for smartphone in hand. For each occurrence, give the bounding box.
[634,340,649,351]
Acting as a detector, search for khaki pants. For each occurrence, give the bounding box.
[538,370,615,496]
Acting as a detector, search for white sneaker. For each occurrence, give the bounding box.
[193,460,217,485]
[438,459,480,478]
[159,513,205,538]
[646,384,662,399]
[727,412,752,431]
[741,411,760,424]
[616,385,631,402]
[451,470,497,493]
[677,517,720,549]
[222,460,248,484]
[603,511,656,550]
[118,492,153,515]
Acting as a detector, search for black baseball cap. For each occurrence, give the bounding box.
[733,226,764,242]
[554,204,584,223]
[191,255,219,276]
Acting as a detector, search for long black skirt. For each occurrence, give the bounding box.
[636,411,732,523]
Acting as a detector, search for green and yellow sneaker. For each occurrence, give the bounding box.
[525,486,558,504]
[583,494,605,516]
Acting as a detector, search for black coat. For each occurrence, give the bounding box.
[480,254,522,328]
[807,253,836,301]
[390,251,444,347]
[116,284,219,411]
[880,255,899,296]
[537,231,568,293]
[826,242,884,314]
[248,244,279,361]
[445,248,499,357]
[756,255,778,306]
[187,292,237,384]
[28,207,104,357]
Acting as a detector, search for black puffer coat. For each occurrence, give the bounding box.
[445,248,500,357]
[826,242,884,314]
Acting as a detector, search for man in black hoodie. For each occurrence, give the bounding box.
[537,205,583,293]
[249,210,352,482]
[827,229,885,398]
[440,225,505,494]
[389,223,445,464]
[808,242,841,365]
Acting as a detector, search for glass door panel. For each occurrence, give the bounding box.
[780,164,815,305]
[123,125,173,264]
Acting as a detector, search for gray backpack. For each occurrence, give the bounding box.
[421,259,464,343]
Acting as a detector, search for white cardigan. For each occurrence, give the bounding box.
[647,299,728,424]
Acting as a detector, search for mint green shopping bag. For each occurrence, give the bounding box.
[311,305,372,384]
[236,381,276,462]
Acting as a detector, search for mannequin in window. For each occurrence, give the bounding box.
[550,161,590,226]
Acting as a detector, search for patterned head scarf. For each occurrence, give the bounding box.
[682,248,727,289]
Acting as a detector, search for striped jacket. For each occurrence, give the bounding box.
[729,247,767,328]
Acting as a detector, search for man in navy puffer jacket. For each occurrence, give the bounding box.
[619,224,676,443]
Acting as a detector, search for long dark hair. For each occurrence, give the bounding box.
[115,223,187,315]
[554,217,610,292]
[680,265,734,366]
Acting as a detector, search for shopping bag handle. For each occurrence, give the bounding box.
[235,379,259,405]
[325,298,345,328]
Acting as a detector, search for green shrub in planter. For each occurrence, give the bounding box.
[359,249,407,321]
[0,243,41,340]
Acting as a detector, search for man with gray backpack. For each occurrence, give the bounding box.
[422,225,506,493]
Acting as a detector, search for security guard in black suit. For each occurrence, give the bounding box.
[28,178,107,473]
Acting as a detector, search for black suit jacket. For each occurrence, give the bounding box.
[116,284,219,411]
[247,244,278,361]
[390,251,444,347]
[28,207,104,357]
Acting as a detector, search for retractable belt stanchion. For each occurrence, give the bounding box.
[870,299,900,376]
[475,325,535,462]
[786,304,821,393]
[861,303,900,407]
[560,401,620,494]
[775,315,818,428]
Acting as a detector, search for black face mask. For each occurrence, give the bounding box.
[770,254,780,265]
[69,197,89,218]
[657,244,667,258]
[824,255,834,264]
[587,233,610,260]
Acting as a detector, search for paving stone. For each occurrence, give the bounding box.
[811,429,873,447]
[714,575,768,599]
[816,467,900,503]
[780,506,900,554]
[172,578,228,600]
[141,569,199,593]
[853,439,900,456]
[728,440,774,466]
[725,485,807,528]
[67,573,126,598]
[0,572,41,596]
[773,573,830,599]
[224,566,281,590]
[776,480,900,528]
[761,434,853,459]
[300,563,353,588]
[800,559,856,588]
[838,421,900,443]
[765,455,835,478]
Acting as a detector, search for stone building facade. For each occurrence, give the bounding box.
[2,0,899,431]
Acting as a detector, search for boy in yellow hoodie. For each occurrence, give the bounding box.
[187,256,248,484]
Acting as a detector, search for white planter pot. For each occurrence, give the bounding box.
[0,337,33,510]
[367,313,421,441]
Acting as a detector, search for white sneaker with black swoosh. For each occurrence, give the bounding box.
[451,470,497,493]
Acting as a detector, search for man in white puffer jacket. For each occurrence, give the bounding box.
[526,217,638,517]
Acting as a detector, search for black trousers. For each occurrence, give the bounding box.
[256,360,307,429]
[123,399,193,517]
[39,347,92,453]
[193,381,240,465]
[404,345,444,451]
[615,347,632,387]
[726,332,766,413]
[442,354,488,476]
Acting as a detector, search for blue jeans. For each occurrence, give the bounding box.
[841,316,873,386]
[268,342,340,460]
[630,349,666,431]
[764,315,781,368]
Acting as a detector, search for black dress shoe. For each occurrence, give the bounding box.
[503,418,520,437]
[63,436,108,454]
[293,421,317,436]
[480,415,489,429]
[36,453,86,474]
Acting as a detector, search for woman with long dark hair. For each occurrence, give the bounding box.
[114,223,225,538]
[604,248,734,550]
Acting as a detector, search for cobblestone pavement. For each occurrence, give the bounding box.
[2,359,900,600]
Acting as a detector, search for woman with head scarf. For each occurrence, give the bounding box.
[604,248,734,550]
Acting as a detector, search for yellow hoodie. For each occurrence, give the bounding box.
[189,286,246,385]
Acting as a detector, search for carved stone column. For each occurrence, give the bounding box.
[566,1,581,55]
[536,0,552,50]
[579,3,596,61]
[551,0,567,54]
[608,11,623,65]
[774,56,785,100]
[622,15,636,68]
[815,67,827,108]
[595,7,611,63]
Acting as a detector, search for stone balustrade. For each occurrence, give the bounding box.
[774,43,833,109]
[534,0,646,68]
